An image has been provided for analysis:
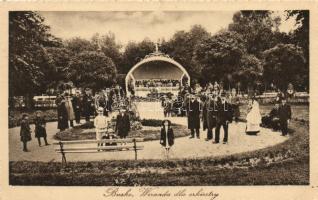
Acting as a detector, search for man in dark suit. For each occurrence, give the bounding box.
[82,89,94,122]
[278,98,292,136]
[187,94,201,139]
[214,93,233,144]
[203,94,218,141]
[115,108,130,139]
[72,91,81,124]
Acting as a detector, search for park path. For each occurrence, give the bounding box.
[9,102,288,162]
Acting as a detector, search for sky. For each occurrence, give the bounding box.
[39,11,297,47]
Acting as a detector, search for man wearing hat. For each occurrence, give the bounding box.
[278,98,292,136]
[72,91,82,124]
[94,107,108,148]
[203,94,218,141]
[82,89,93,122]
[187,94,201,139]
[214,92,233,144]
[115,108,130,139]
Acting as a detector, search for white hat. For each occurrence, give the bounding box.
[97,107,104,112]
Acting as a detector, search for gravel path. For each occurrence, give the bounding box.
[9,102,288,162]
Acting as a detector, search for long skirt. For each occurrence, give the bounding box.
[246,123,260,135]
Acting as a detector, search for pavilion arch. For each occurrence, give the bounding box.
[125,54,190,96]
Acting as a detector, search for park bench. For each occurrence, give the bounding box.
[53,138,144,165]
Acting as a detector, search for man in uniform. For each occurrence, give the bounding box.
[214,93,233,144]
[72,91,81,124]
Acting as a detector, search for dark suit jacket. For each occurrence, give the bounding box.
[115,113,130,137]
[216,101,233,124]
[187,100,201,129]
[72,96,81,111]
[278,104,292,121]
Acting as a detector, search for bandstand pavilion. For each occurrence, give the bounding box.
[125,47,190,97]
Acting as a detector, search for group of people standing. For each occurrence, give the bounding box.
[162,80,293,145]
[55,85,125,131]
[187,92,235,144]
[19,111,50,152]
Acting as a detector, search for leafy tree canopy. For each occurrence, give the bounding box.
[67,51,117,90]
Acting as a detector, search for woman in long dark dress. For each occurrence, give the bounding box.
[34,111,49,146]
[57,99,69,131]
[160,119,175,159]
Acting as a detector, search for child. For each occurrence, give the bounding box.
[20,114,31,152]
[94,107,108,148]
[34,111,49,146]
[160,119,175,159]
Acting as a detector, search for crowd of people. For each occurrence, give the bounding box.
[19,80,293,153]
[135,79,180,88]
[19,84,131,152]
[54,84,126,131]
[160,81,292,144]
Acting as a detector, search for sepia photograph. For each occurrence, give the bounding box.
[7,9,310,186]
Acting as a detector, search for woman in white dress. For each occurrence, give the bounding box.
[246,98,262,135]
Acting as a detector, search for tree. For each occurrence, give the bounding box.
[193,30,246,87]
[286,10,309,59]
[234,54,263,91]
[45,47,72,89]
[67,51,117,90]
[64,37,96,55]
[262,43,306,90]
[161,25,211,82]
[121,39,155,73]
[228,11,282,57]
[97,32,123,72]
[286,10,309,91]
[9,11,60,108]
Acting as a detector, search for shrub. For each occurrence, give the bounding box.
[9,109,57,128]
[141,119,177,127]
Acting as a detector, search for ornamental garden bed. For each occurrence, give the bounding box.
[54,119,188,142]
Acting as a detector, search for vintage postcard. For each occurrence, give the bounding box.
[0,1,317,200]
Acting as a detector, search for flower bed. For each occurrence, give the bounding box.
[54,124,189,141]
[140,119,178,127]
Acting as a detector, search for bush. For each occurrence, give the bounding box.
[141,119,177,127]
[9,109,57,128]
[54,124,188,141]
[78,121,95,129]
